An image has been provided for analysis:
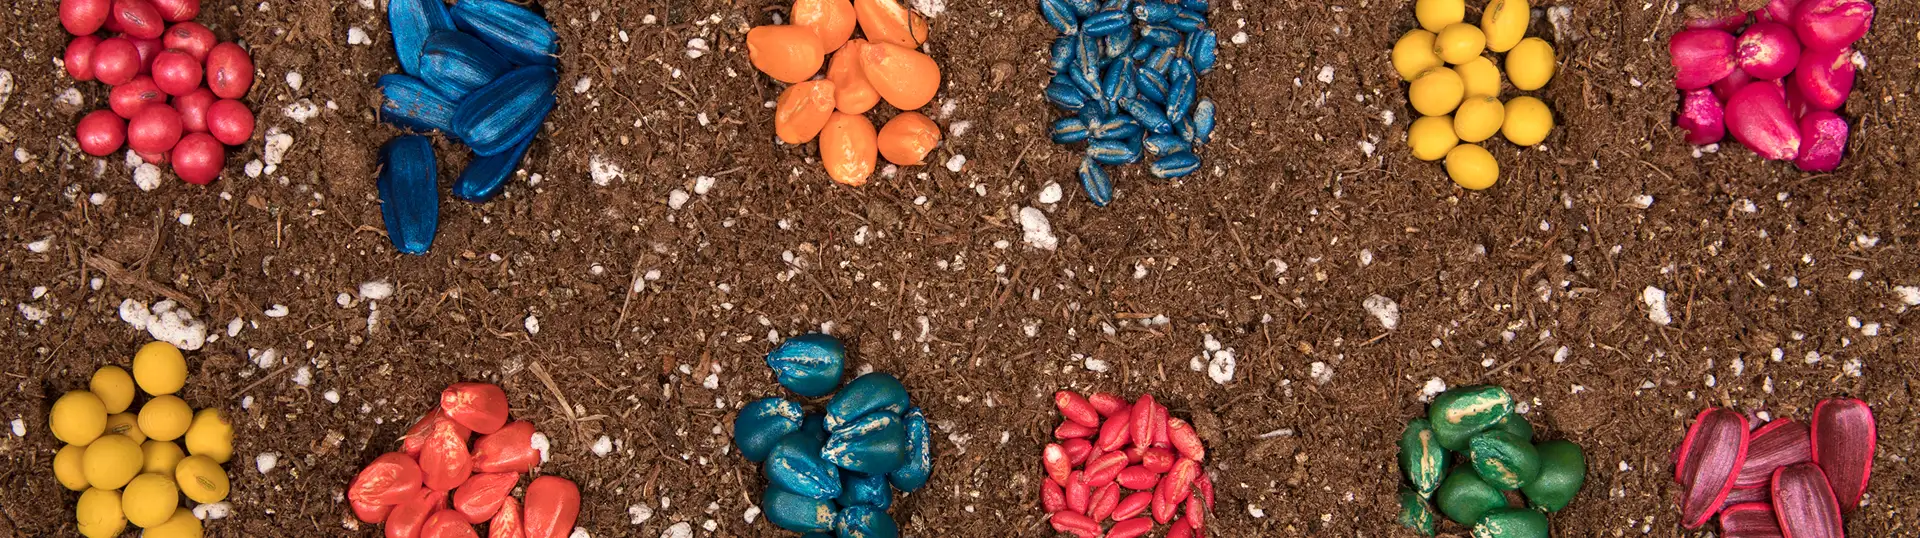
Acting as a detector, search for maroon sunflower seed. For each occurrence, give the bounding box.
[1677,407,1750,529]
[1723,485,1771,513]
[1771,463,1844,538]
[1736,419,1812,489]
[1810,397,1875,514]
[1719,502,1784,538]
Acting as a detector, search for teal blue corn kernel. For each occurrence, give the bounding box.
[767,431,843,499]
[1141,24,1182,47]
[821,412,908,475]
[1187,30,1218,73]
[1135,67,1169,103]
[1088,138,1139,165]
[1133,1,1175,23]
[888,407,932,492]
[733,397,805,463]
[376,136,440,255]
[452,134,532,203]
[378,74,458,134]
[763,486,838,533]
[1047,79,1088,111]
[1051,117,1091,144]
[1186,98,1216,144]
[1144,133,1189,156]
[1041,0,1079,35]
[420,30,512,101]
[838,471,893,510]
[1082,10,1131,37]
[765,333,846,398]
[835,505,900,538]
[1050,37,1076,73]
[1150,151,1200,178]
[1078,157,1114,206]
[1170,9,1208,32]
[388,0,455,76]
[450,0,559,66]
[826,373,910,432]
[451,65,557,157]
[1123,98,1174,134]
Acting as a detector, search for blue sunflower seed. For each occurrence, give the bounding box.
[1151,151,1201,178]
[1102,27,1134,60]
[821,412,908,475]
[835,505,900,538]
[1182,0,1211,12]
[1170,9,1208,32]
[1050,37,1076,73]
[825,372,910,432]
[1078,157,1114,207]
[1135,67,1169,103]
[1187,98,1216,144]
[767,432,842,500]
[1065,0,1100,16]
[452,134,532,203]
[378,74,457,134]
[1082,11,1130,37]
[888,407,932,492]
[1123,98,1174,134]
[1146,45,1179,73]
[1166,58,1196,121]
[1046,79,1087,111]
[1141,24,1182,47]
[1144,132,1190,155]
[1187,30,1218,74]
[763,486,838,533]
[450,0,558,66]
[838,471,893,510]
[420,30,513,101]
[1133,1,1175,22]
[1051,117,1091,144]
[387,0,455,76]
[451,65,557,157]
[732,397,805,463]
[1088,138,1140,165]
[764,333,846,398]
[376,136,439,255]
[1040,0,1079,34]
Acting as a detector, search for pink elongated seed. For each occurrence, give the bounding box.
[1735,22,1800,80]
[1116,466,1159,490]
[1105,517,1154,538]
[1130,395,1158,450]
[1062,438,1092,466]
[1112,492,1152,521]
[1793,0,1874,51]
[1794,47,1855,112]
[1055,420,1096,440]
[1089,483,1119,521]
[1169,418,1206,462]
[1095,407,1133,452]
[1040,478,1067,513]
[1809,397,1876,514]
[1082,451,1129,489]
[1055,390,1101,428]
[1048,510,1101,538]
[1671,29,1738,90]
[1043,444,1073,485]
[1676,408,1751,529]
[1065,470,1091,515]
[1726,82,1802,161]
[1088,393,1129,417]
[1678,89,1726,146]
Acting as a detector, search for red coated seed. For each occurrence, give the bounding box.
[1065,470,1091,515]
[1130,395,1157,450]
[76,110,126,156]
[1040,478,1067,513]
[62,0,112,35]
[1152,404,1171,448]
[91,37,141,86]
[1083,451,1128,488]
[1089,483,1119,521]
[170,132,223,185]
[163,21,216,62]
[1196,472,1216,511]
[1054,390,1101,428]
[1062,438,1092,466]
[172,88,215,133]
[149,0,198,22]
[109,76,166,119]
[1141,448,1176,474]
[1054,420,1096,440]
[129,36,163,74]
[1116,466,1158,490]
[1095,407,1133,452]
[1150,483,1177,524]
[65,35,103,81]
[126,103,183,154]
[1106,517,1154,538]
[1184,495,1207,534]
[204,42,255,99]
[135,149,168,165]
[151,49,203,96]
[112,0,166,39]
[1112,491,1152,521]
[206,98,254,145]
[1167,517,1195,538]
[1048,511,1100,538]
[1169,418,1206,462]
[1165,459,1201,505]
[1089,393,1129,417]
[1042,444,1073,485]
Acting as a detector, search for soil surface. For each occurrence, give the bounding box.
[2,0,1916,536]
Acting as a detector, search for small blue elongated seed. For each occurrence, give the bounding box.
[451,65,558,157]
[1181,0,1210,12]
[1170,9,1208,32]
[450,0,559,66]
[1151,151,1202,179]
[388,0,456,76]
[1087,139,1139,165]
[1078,157,1115,207]
[1065,0,1100,17]
[1051,117,1091,144]
[419,29,513,101]
[1041,0,1079,35]
[1100,0,1128,11]
[1128,39,1155,61]
[821,412,908,475]
[378,74,458,134]
[1123,98,1175,134]
[1099,119,1143,141]
[1142,24,1182,47]
[1050,37,1076,73]
[1102,27,1134,60]
[453,133,535,203]
[1188,98,1217,145]
[1073,34,1103,95]
[1166,58,1196,121]
[1133,1,1175,23]
[1081,10,1131,37]
[1101,59,1137,105]
[1046,81,1088,111]
[1147,45,1179,73]
[1187,30,1219,74]
[1135,68,1169,104]
[1144,133,1191,156]
[1085,113,1129,139]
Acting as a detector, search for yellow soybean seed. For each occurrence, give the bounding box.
[184,408,234,463]
[122,472,181,528]
[1447,144,1500,191]
[1503,96,1555,146]
[1481,0,1531,53]
[1416,0,1465,32]
[1392,30,1444,81]
[138,395,193,442]
[132,341,187,396]
[143,508,203,538]
[143,439,187,475]
[1409,116,1460,162]
[1434,23,1486,65]
[1507,38,1557,91]
[1410,67,1466,116]
[90,366,136,414]
[51,390,108,446]
[176,455,230,504]
[56,444,91,491]
[76,488,127,538]
[81,434,143,490]
[104,412,147,444]
[1454,96,1507,143]
[1454,56,1502,98]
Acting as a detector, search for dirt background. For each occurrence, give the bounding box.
[2,0,1916,536]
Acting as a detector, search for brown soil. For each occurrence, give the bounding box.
[2,0,1916,536]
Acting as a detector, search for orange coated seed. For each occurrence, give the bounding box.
[877,112,941,165]
[747,25,825,84]
[854,0,930,49]
[860,42,941,111]
[792,0,858,53]
[775,80,839,145]
[820,112,877,187]
[827,40,880,115]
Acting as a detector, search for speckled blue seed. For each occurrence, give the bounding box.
[1050,37,1076,73]
[1187,30,1217,73]
[1133,1,1175,23]
[821,412,908,475]
[767,431,843,500]
[826,373,910,432]
[1082,11,1130,37]
[1187,98,1216,144]
[1088,138,1139,165]
[1052,117,1091,144]
[765,333,846,398]
[1151,151,1201,178]
[1047,80,1087,111]
[837,471,893,510]
[1085,113,1129,139]
[1123,98,1174,134]
[1101,118,1143,141]
[1181,0,1210,12]
[1072,35,1104,98]
[1127,39,1155,61]
[1103,27,1134,60]
[835,505,900,538]
[1041,0,1079,35]
[1170,9,1207,32]
[1065,0,1100,16]
[1146,46,1178,73]
[734,397,805,463]
[1135,68,1169,103]
[1078,157,1114,206]
[1101,59,1137,104]
[1141,24,1181,47]
[1101,0,1128,11]
[764,486,839,533]
[802,412,829,443]
[888,407,932,492]
[1144,132,1190,156]
[1166,58,1196,121]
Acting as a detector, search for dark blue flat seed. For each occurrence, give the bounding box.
[825,372,910,432]
[838,471,893,510]
[376,136,440,255]
[1050,37,1076,73]
[1102,28,1134,60]
[835,505,900,538]
[452,132,533,203]
[1078,157,1114,207]
[1142,25,1181,47]
[1041,0,1079,35]
[1128,39,1155,61]
[1135,68,1169,103]
[1088,139,1139,165]
[1051,117,1090,144]
[1188,98,1216,144]
[451,65,558,157]
[1181,0,1210,12]
[378,74,458,134]
[1147,46,1178,73]
[450,0,558,66]
[1144,133,1190,155]
[766,432,842,499]
[765,333,847,398]
[1047,80,1087,111]
[732,397,805,463]
[1170,9,1207,32]
[1082,11,1130,37]
[1123,98,1174,134]
[420,30,513,101]
[1151,151,1201,178]
[388,0,455,76]
[763,486,838,533]
[1133,1,1175,23]
[1187,30,1219,74]
[1066,0,1100,17]
[888,407,932,492]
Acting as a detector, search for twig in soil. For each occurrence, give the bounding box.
[608,264,643,341]
[234,363,299,398]
[136,208,165,270]
[527,361,589,446]
[86,254,203,311]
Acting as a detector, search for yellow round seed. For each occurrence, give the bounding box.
[1392,30,1444,81]
[1409,116,1460,162]
[55,444,91,491]
[1454,96,1507,143]
[1446,144,1501,191]
[1435,23,1487,65]
[1507,38,1558,91]
[51,390,108,446]
[1454,56,1503,98]
[1503,96,1556,146]
[1409,67,1466,116]
[1481,0,1532,53]
[90,366,136,414]
[132,341,187,396]
[138,395,193,442]
[1416,0,1466,32]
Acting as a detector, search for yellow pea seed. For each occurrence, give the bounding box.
[142,439,187,475]
[55,444,91,491]
[175,455,229,504]
[1409,67,1466,116]
[1503,96,1555,146]
[1481,0,1532,53]
[1454,96,1507,143]
[138,395,193,442]
[1447,144,1500,190]
[1392,30,1444,81]
[132,341,187,396]
[1416,0,1466,32]
[1454,56,1503,98]
[76,488,126,538]
[1435,23,1486,65]
[123,472,181,528]
[184,408,234,464]
[51,390,108,446]
[1507,38,1557,91]
[81,434,143,490]
[143,508,203,538]
[1408,116,1460,162]
[90,366,136,414]
[105,412,147,444]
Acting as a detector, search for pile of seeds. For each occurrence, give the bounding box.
[1041,391,1213,538]
[1672,398,1876,537]
[346,382,581,538]
[736,333,933,536]
[1042,0,1219,206]
[1397,385,1586,537]
[50,341,232,538]
[1392,0,1558,190]
[375,0,560,254]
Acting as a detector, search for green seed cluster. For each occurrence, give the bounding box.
[1396,385,1587,537]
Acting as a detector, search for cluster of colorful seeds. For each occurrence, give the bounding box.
[1392,0,1556,190]
[1041,392,1213,538]
[48,342,232,538]
[375,0,560,254]
[749,0,945,188]
[1041,0,1219,206]
[62,0,256,185]
[347,382,581,538]
[735,334,933,537]
[1670,0,1874,172]
[1672,398,1876,537]
[1396,385,1585,538]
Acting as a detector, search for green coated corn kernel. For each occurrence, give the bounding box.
[1399,419,1450,497]
[1398,488,1438,536]
[1430,385,1515,451]
[1471,507,1550,538]
[1469,430,1542,490]
[1522,439,1587,512]
[1436,464,1510,526]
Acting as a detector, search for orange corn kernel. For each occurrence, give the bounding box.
[792,0,858,53]
[877,112,941,166]
[854,0,930,49]
[747,25,825,84]
[827,40,881,115]
[820,112,878,187]
[860,42,941,111]
[775,80,839,145]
